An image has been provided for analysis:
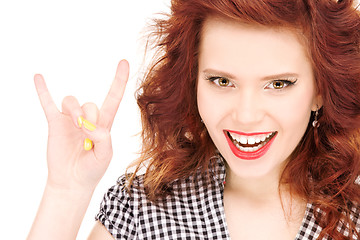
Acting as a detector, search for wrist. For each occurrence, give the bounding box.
[28,180,95,240]
[45,176,97,196]
[44,183,94,205]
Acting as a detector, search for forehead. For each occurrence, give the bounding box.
[199,16,312,79]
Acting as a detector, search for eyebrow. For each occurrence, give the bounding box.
[202,69,236,79]
[202,68,299,80]
[261,73,300,80]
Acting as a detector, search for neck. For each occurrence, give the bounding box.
[224,166,306,222]
[225,167,283,202]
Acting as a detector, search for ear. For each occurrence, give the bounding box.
[311,94,323,111]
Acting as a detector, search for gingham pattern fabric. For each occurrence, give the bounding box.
[96,157,360,239]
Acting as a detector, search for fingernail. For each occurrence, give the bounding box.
[84,138,93,151]
[83,119,96,131]
[77,116,84,128]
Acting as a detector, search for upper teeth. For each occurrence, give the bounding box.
[229,132,273,145]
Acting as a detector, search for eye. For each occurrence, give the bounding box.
[207,76,234,87]
[266,79,297,90]
[217,78,231,87]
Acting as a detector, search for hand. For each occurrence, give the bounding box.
[34,60,129,191]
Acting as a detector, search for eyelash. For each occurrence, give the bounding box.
[206,76,234,87]
[265,79,298,90]
[205,76,297,90]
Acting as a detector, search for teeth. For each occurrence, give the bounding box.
[239,146,246,152]
[239,136,247,145]
[248,137,256,145]
[229,132,273,144]
[239,146,260,152]
[228,131,275,152]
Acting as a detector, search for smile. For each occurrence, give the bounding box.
[224,130,277,160]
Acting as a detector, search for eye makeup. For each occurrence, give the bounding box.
[205,75,234,87]
[204,73,298,91]
[265,78,298,90]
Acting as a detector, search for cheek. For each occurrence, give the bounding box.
[197,82,213,121]
[271,92,313,135]
[197,85,229,127]
[196,85,207,120]
[197,87,215,126]
[197,86,229,149]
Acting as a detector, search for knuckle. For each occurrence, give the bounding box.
[82,102,99,112]
[61,96,77,109]
[63,95,76,103]
[82,102,100,123]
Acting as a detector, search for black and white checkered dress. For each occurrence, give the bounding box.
[96,157,360,239]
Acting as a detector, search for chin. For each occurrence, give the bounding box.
[222,150,285,180]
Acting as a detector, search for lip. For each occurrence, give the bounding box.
[227,130,273,136]
[224,130,277,160]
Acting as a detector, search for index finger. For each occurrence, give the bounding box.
[99,59,129,129]
[34,74,60,122]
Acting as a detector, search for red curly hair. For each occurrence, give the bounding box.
[130,0,360,238]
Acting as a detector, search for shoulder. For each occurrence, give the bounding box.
[95,157,227,239]
[299,202,360,239]
[95,174,146,239]
[339,202,360,237]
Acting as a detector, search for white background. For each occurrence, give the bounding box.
[0,0,170,239]
[1,0,359,239]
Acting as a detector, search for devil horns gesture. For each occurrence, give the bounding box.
[34,60,129,191]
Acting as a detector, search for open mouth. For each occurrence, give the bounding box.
[224,130,277,160]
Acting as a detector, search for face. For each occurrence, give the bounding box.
[197,16,320,181]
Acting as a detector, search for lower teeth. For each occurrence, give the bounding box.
[236,143,265,152]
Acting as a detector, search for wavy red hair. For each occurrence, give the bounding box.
[130,0,360,238]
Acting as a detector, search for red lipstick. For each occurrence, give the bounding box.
[224,130,277,160]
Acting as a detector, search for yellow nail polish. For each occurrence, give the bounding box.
[84,138,93,151]
[83,119,96,131]
[77,116,84,128]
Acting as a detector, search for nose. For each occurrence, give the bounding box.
[231,90,265,126]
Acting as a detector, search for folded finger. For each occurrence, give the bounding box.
[61,96,84,128]
[81,102,99,150]
[81,102,100,124]
[80,119,113,161]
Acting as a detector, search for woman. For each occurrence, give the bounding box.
[28,0,360,239]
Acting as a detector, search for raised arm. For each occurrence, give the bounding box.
[27,60,129,240]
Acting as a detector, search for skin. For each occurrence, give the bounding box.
[28,15,322,240]
[197,16,321,239]
[27,61,129,239]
